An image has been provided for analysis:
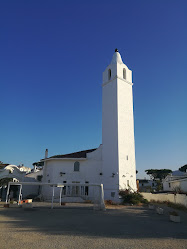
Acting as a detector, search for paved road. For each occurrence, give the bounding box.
[0,203,187,249]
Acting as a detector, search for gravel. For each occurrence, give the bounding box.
[0,202,187,249]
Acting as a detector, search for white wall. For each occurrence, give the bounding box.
[163,178,187,192]
[42,147,102,200]
[117,74,136,191]
[102,52,136,201]
[26,170,43,180]
[141,192,187,207]
[102,72,119,200]
[181,180,187,192]
[22,177,40,198]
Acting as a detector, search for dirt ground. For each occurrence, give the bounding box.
[0,202,187,249]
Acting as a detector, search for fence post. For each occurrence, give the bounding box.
[5,182,10,203]
[51,186,55,209]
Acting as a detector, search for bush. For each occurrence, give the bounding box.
[105,200,117,205]
[119,189,148,205]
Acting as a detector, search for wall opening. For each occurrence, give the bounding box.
[123,68,126,79]
[108,69,111,80]
[74,161,80,172]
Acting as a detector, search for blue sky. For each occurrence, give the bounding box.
[0,0,187,178]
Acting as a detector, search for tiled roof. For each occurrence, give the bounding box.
[50,148,97,159]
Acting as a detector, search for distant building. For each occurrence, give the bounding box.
[0,165,26,182]
[138,179,158,192]
[17,165,31,173]
[0,164,42,201]
[162,170,187,193]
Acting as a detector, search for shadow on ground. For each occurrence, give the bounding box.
[0,202,187,240]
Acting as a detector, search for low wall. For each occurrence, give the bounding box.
[141,192,187,207]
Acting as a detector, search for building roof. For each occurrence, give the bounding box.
[169,176,187,182]
[49,148,97,159]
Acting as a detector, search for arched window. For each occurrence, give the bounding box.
[74,161,80,172]
[123,68,126,79]
[108,69,111,80]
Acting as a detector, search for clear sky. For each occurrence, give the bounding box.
[0,0,187,178]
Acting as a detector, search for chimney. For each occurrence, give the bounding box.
[45,149,48,159]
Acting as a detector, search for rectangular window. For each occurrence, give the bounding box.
[127,180,129,186]
[84,181,89,196]
[74,161,80,171]
[67,186,70,195]
[85,186,89,196]
[75,186,79,195]
[169,183,171,188]
[111,192,115,197]
[72,181,80,196]
[72,186,76,195]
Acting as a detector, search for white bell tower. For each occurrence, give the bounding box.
[102,49,136,201]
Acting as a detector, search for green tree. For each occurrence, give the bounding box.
[145,169,172,180]
[179,164,187,172]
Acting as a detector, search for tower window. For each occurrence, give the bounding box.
[108,69,111,80]
[74,161,80,172]
[123,68,126,79]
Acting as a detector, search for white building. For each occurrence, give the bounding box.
[0,165,41,200]
[17,165,31,173]
[163,170,187,193]
[41,49,137,202]
[0,165,26,182]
